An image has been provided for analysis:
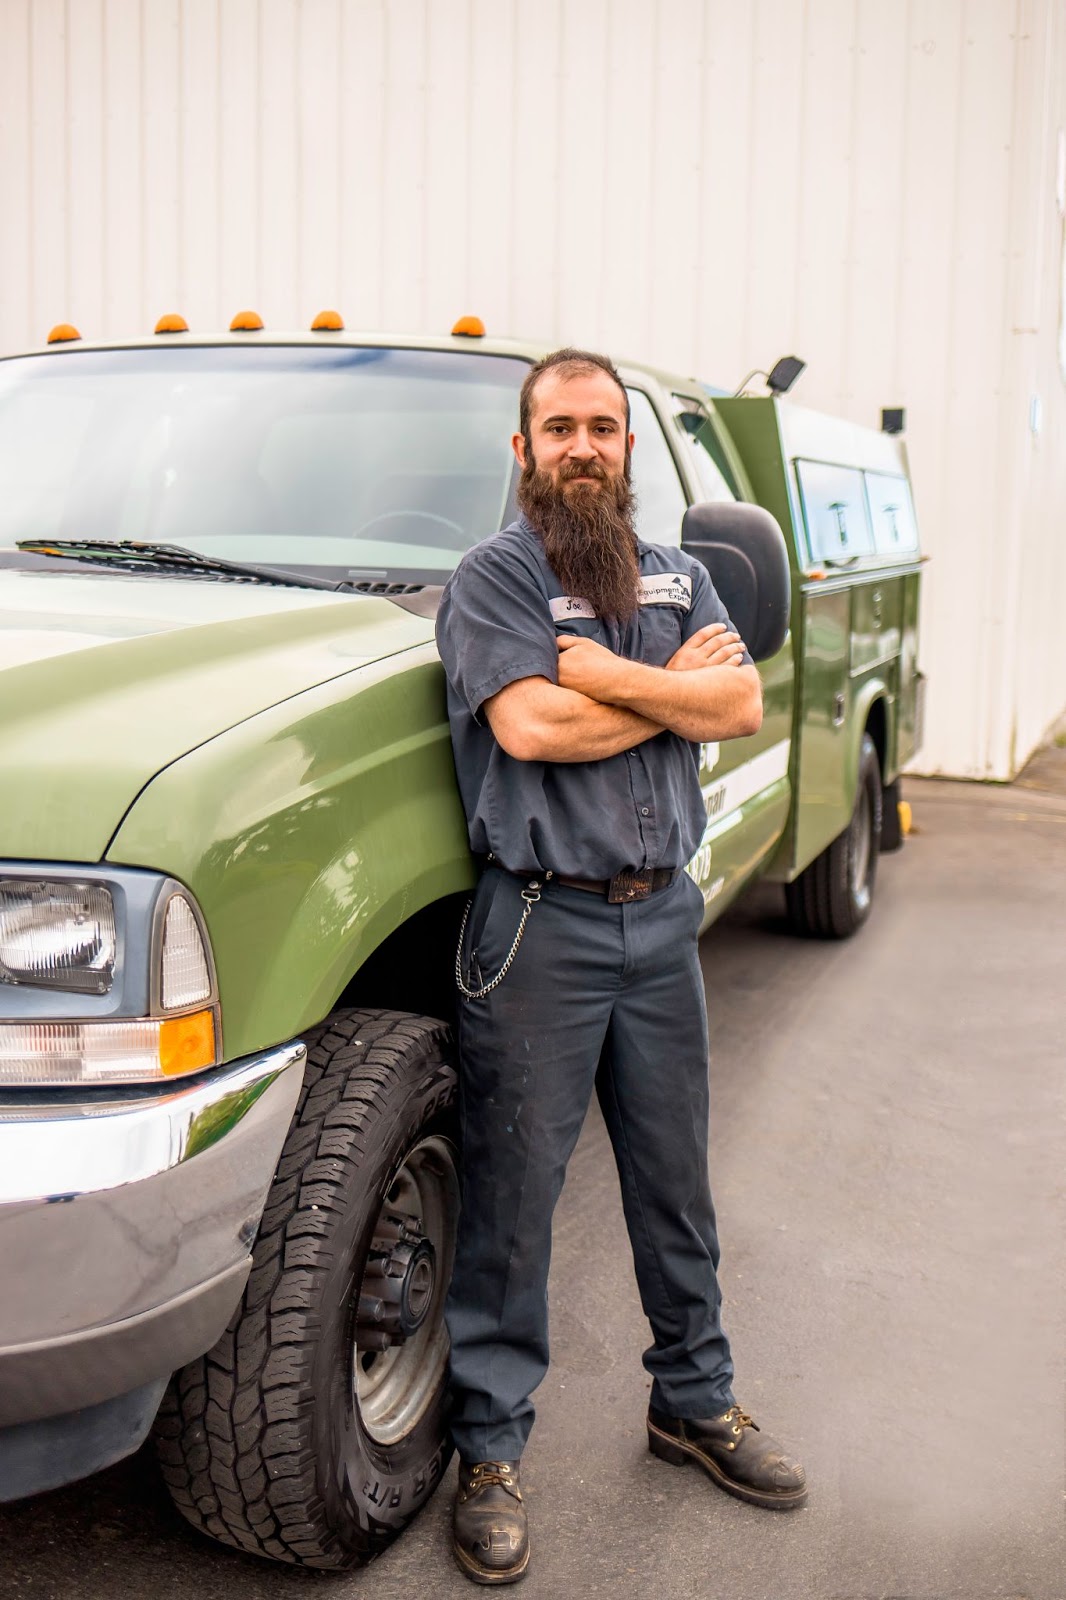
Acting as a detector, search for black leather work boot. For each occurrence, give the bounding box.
[647,1404,808,1510]
[452,1459,529,1584]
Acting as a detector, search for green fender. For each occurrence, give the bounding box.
[107,645,473,1063]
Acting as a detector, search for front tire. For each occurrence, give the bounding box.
[785,732,883,938]
[154,1009,459,1569]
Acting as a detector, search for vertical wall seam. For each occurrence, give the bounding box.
[418,0,428,330]
[645,0,660,357]
[294,0,303,320]
[378,0,388,326]
[506,0,519,329]
[138,0,147,328]
[890,0,915,401]
[792,0,810,353]
[552,0,564,339]
[214,0,222,326]
[336,0,344,302]
[923,1,980,772]
[101,0,109,334]
[24,0,35,337]
[176,0,185,308]
[839,0,860,407]
[502,0,515,331]
[62,0,71,317]
[692,0,710,365]
[740,0,758,363]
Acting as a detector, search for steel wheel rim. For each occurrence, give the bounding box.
[850,783,873,909]
[354,1134,459,1446]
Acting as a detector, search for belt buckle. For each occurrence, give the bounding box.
[608,868,654,903]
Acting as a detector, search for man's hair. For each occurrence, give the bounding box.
[518,347,630,444]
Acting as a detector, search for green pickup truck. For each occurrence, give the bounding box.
[0,319,922,1567]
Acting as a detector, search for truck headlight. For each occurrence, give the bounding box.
[0,870,221,1086]
[0,880,117,994]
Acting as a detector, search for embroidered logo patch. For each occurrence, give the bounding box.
[549,595,597,620]
[639,572,692,609]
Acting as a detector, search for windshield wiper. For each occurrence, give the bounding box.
[15,538,343,591]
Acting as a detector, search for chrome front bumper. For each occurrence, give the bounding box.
[0,1040,305,1429]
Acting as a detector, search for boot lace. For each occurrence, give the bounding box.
[468,1461,521,1496]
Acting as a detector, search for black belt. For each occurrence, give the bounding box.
[489,858,678,904]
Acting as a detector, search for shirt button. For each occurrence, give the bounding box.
[641,807,650,816]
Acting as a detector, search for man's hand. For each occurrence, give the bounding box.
[666,622,747,672]
[556,631,760,742]
[556,635,632,700]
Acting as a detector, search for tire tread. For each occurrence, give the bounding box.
[154,1008,454,1570]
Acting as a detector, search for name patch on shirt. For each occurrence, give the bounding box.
[550,595,597,621]
[549,573,692,622]
[639,572,692,609]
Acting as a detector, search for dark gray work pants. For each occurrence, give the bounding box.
[446,865,736,1465]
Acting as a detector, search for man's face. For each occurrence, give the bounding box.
[513,364,641,620]
[512,369,634,488]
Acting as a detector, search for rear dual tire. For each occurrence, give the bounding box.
[785,732,883,939]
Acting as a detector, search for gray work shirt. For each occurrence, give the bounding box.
[435,515,752,878]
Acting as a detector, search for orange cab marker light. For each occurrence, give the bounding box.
[230,310,264,332]
[452,315,486,337]
[311,309,344,331]
[47,323,81,344]
[159,1009,217,1078]
[155,313,189,334]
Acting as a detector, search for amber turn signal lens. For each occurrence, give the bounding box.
[311,309,344,331]
[159,1009,217,1078]
[154,313,189,334]
[230,310,264,331]
[451,315,486,337]
[47,323,81,344]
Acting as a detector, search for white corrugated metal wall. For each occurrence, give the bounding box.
[1,0,1064,777]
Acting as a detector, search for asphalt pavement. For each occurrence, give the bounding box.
[1,756,1063,1600]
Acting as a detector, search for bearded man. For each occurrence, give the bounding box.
[435,348,806,1585]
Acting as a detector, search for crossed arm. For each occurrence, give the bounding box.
[484,624,762,763]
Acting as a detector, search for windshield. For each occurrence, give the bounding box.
[0,345,528,581]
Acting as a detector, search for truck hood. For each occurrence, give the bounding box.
[0,569,435,861]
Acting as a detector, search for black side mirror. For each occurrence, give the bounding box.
[681,502,791,663]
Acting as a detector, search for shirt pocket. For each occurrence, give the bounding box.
[637,605,687,667]
[552,615,603,641]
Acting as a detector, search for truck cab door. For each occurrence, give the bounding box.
[625,384,795,916]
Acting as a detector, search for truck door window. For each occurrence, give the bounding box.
[670,396,737,503]
[865,471,919,554]
[794,460,874,563]
[625,388,688,546]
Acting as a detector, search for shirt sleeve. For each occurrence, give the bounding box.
[436,546,561,719]
[682,556,755,667]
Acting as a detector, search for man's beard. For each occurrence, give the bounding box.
[517,453,640,622]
